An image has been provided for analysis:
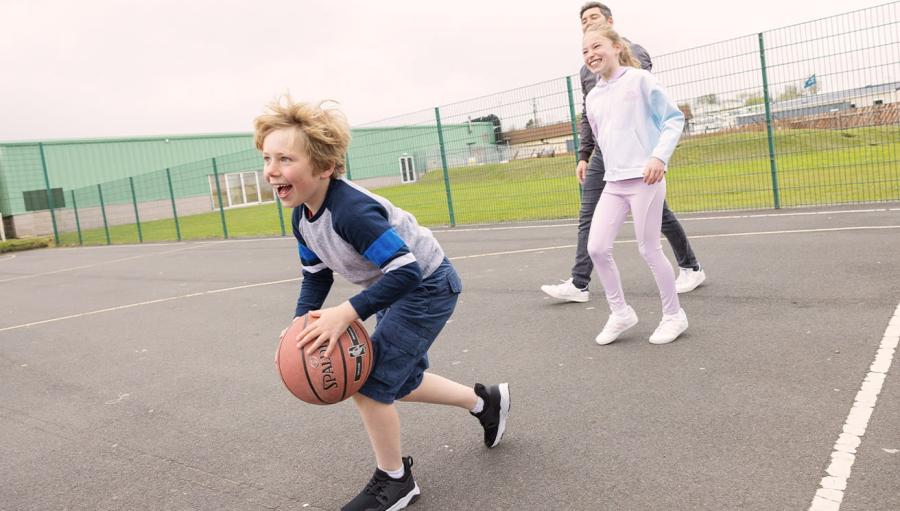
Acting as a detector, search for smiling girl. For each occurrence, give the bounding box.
[581,24,689,345]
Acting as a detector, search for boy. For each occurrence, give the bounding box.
[255,97,510,511]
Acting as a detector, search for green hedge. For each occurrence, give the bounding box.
[0,237,53,253]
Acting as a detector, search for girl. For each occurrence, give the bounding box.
[581,24,689,345]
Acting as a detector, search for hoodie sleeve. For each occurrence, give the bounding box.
[644,73,685,165]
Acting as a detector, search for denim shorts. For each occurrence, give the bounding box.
[359,258,462,404]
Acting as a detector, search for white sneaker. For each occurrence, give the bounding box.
[541,278,589,303]
[595,306,639,345]
[649,309,688,344]
[675,267,706,293]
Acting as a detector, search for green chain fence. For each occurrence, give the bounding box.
[8,2,898,246]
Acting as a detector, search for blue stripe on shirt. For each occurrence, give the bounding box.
[363,229,405,267]
[298,243,318,263]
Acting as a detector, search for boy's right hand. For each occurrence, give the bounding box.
[575,160,588,185]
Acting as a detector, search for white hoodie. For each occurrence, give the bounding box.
[585,67,685,182]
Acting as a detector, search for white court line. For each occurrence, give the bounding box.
[0,244,205,283]
[809,302,900,511]
[2,223,898,334]
[0,254,16,262]
[0,237,298,283]
[0,278,299,333]
[451,244,576,260]
[433,207,900,233]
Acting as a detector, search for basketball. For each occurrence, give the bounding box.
[275,314,374,405]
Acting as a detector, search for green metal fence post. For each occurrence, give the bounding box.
[129,176,143,243]
[97,184,111,245]
[345,151,352,181]
[565,76,581,154]
[211,158,229,239]
[38,143,60,245]
[276,196,286,236]
[758,32,781,209]
[565,76,583,196]
[434,107,456,227]
[70,190,83,246]
[165,168,181,241]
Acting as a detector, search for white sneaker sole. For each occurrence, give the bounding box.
[676,273,706,294]
[649,323,688,344]
[595,315,639,345]
[386,482,420,511]
[489,383,510,448]
[540,286,590,303]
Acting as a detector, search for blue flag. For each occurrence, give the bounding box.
[803,74,817,89]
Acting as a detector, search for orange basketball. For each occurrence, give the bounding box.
[275,314,374,405]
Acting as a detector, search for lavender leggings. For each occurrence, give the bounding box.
[587,177,680,316]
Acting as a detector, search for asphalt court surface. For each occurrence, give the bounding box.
[2,205,899,510]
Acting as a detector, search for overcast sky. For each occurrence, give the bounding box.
[0,0,887,142]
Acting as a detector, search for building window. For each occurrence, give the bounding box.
[399,155,416,184]
[208,171,272,209]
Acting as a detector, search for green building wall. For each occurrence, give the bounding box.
[0,133,254,215]
[347,122,497,180]
[0,123,497,218]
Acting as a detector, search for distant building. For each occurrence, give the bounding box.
[500,122,575,160]
[0,123,497,237]
[735,81,900,126]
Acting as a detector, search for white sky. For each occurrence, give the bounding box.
[0,0,887,141]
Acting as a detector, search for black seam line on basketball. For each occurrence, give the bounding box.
[301,347,326,405]
[299,314,326,404]
[339,327,350,402]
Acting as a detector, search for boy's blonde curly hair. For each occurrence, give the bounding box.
[254,97,351,178]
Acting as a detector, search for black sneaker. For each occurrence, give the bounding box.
[470,383,510,448]
[341,456,420,511]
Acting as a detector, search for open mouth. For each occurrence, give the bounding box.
[272,183,293,199]
[589,57,602,68]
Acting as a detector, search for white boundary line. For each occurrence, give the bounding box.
[0,244,205,283]
[2,224,898,333]
[432,207,900,233]
[0,254,16,262]
[0,278,300,333]
[809,302,900,511]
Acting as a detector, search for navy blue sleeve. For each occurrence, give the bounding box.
[629,42,653,71]
[332,199,422,320]
[291,208,333,318]
[578,65,596,162]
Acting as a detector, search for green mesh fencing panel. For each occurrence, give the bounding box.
[11,2,898,244]
[655,2,900,211]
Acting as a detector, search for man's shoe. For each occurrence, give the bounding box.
[649,309,689,345]
[675,267,706,293]
[341,456,420,511]
[540,278,589,303]
[595,306,639,345]
[471,383,510,448]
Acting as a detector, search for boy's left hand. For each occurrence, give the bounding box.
[643,157,666,184]
[296,301,360,358]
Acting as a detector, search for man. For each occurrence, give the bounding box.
[541,1,706,303]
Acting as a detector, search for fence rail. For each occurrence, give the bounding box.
[7,2,899,245]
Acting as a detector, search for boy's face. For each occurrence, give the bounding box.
[262,128,333,211]
[582,31,620,76]
[581,7,611,32]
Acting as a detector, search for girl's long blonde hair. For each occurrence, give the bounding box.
[583,24,641,69]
